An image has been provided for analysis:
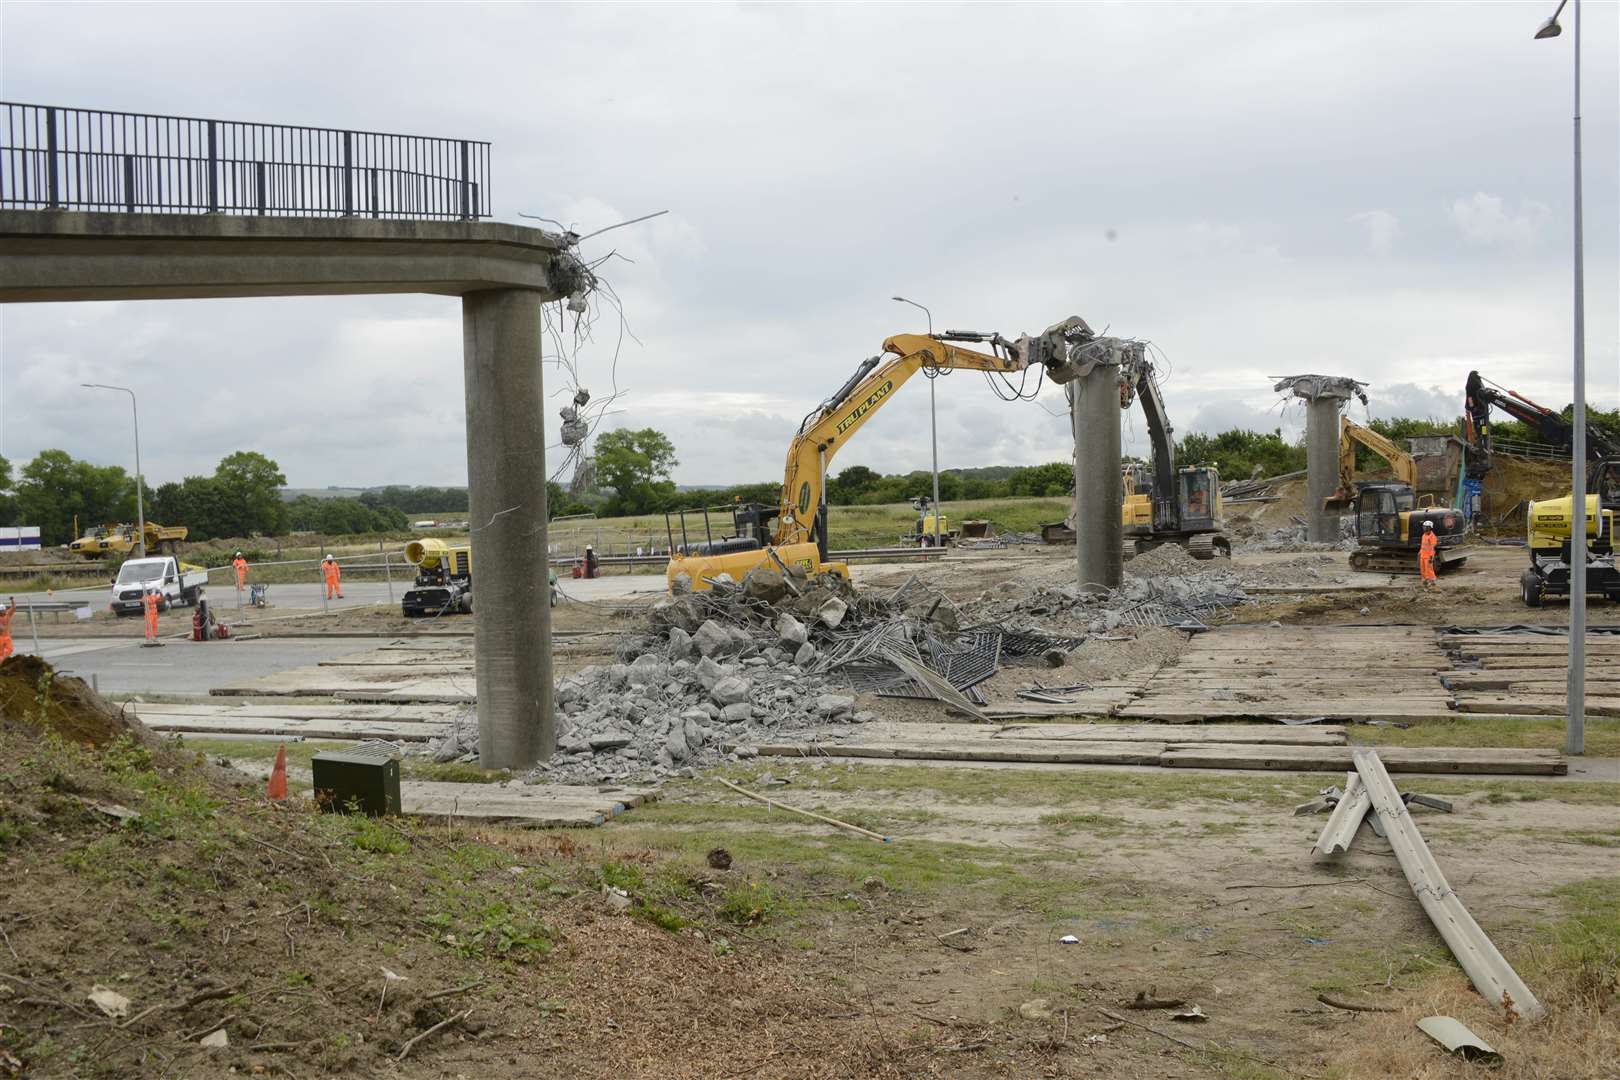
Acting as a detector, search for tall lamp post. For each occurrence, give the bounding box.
[82,383,146,559]
[892,296,943,546]
[1534,0,1586,755]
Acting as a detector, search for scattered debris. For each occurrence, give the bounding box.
[1315,993,1396,1014]
[1170,1006,1208,1023]
[87,985,131,1019]
[1416,1015,1503,1066]
[705,847,733,870]
[1124,991,1186,1010]
[1019,998,1055,1022]
[1057,934,1080,946]
[716,777,889,842]
[199,1028,229,1049]
[1352,750,1542,1021]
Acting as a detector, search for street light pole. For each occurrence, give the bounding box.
[82,383,146,559]
[1534,0,1585,755]
[892,296,942,547]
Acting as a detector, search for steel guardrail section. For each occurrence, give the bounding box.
[1352,749,1543,1021]
[1311,771,1371,857]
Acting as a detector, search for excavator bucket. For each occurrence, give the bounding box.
[1324,488,1356,513]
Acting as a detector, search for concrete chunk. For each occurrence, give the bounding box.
[776,612,809,646]
[693,619,732,658]
[711,676,752,707]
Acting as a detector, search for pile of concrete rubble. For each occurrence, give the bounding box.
[429,566,897,784]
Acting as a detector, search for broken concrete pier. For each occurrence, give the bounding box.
[1069,343,1126,592]
[1273,374,1368,542]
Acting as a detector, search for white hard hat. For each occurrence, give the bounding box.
[235,551,242,556]
[1423,520,1434,529]
[325,554,334,560]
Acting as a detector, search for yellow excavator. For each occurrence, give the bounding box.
[664,326,1081,591]
[1324,418,1468,574]
[1040,339,1229,559]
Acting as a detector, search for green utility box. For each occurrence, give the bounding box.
[311,747,401,816]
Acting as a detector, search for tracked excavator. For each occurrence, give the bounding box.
[664,324,1086,592]
[1038,336,1230,559]
[1463,372,1620,603]
[1464,370,1619,478]
[1324,418,1468,574]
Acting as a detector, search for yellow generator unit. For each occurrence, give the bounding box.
[405,537,472,577]
[402,538,474,616]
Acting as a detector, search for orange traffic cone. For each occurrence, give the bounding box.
[266,744,288,801]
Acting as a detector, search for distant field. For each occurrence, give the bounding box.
[544,496,1071,555]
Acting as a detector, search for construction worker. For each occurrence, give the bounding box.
[584,544,599,580]
[1419,520,1438,586]
[322,554,343,600]
[232,551,249,593]
[0,596,16,662]
[142,586,161,643]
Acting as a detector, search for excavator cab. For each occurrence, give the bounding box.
[1177,467,1220,532]
[1355,483,1412,545]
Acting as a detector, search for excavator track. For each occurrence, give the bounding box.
[1348,547,1469,575]
[1186,533,1232,561]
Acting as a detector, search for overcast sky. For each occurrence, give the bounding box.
[2,1,1615,489]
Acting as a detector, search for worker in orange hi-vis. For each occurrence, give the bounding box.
[322,554,343,600]
[232,551,249,593]
[1419,520,1438,586]
[142,587,161,642]
[0,596,16,662]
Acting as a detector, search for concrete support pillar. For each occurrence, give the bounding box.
[1071,364,1123,593]
[1273,374,1368,545]
[462,289,552,769]
[1305,396,1342,543]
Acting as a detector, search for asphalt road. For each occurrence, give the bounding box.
[17,635,402,696]
[7,573,669,613]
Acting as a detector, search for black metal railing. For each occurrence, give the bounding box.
[0,102,490,220]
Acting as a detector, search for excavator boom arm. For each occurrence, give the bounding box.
[776,334,1027,548]
[1330,418,1416,504]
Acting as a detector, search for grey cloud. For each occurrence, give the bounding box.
[0,2,1614,488]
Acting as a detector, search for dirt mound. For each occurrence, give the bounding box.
[0,654,150,747]
[1124,542,1205,579]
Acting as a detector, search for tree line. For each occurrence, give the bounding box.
[3,403,1613,545]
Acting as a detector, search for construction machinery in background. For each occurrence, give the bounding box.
[1039,339,1230,559]
[665,326,1083,592]
[901,497,955,546]
[1325,418,1469,574]
[1464,370,1619,478]
[70,521,189,559]
[402,538,473,616]
[1521,459,1620,607]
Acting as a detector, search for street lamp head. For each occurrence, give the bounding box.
[1534,15,1562,38]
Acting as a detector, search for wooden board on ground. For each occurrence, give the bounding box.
[401,781,657,827]
[137,713,452,741]
[744,734,1565,775]
[1453,696,1620,717]
[1158,743,1567,775]
[988,722,1347,746]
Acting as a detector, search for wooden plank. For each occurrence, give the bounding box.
[130,702,465,722]
[745,740,1167,766]
[137,714,450,741]
[1159,744,1566,775]
[1454,697,1620,717]
[989,722,1346,745]
[1120,704,1462,722]
[401,782,657,827]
